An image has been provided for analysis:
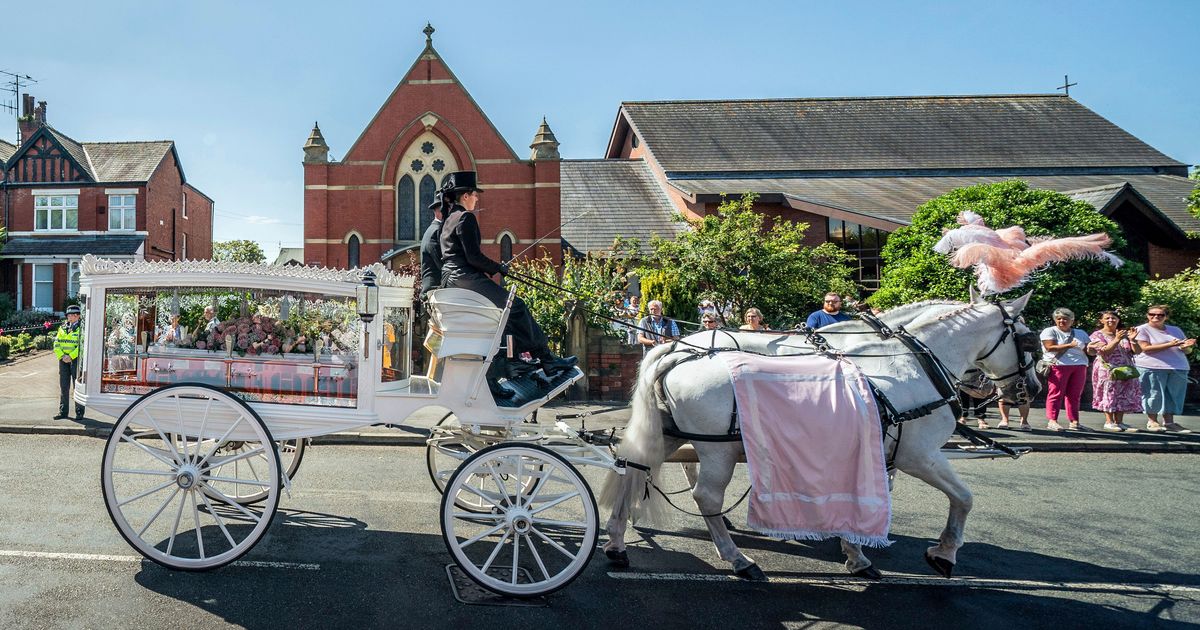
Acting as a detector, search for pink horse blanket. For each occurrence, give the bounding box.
[716,352,892,547]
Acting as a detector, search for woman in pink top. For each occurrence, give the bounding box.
[1133,304,1195,432]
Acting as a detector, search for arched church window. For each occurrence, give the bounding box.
[396,175,415,241]
[419,174,436,236]
[500,234,513,262]
[395,131,459,243]
[347,234,361,268]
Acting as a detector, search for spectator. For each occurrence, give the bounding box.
[996,401,1032,431]
[806,293,852,329]
[957,369,994,429]
[1040,307,1091,431]
[1133,305,1195,432]
[157,314,186,347]
[637,300,679,355]
[700,313,720,332]
[624,295,642,345]
[1086,310,1143,432]
[739,307,770,331]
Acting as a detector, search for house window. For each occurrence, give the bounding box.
[828,218,890,293]
[500,234,513,262]
[347,234,361,268]
[182,192,188,218]
[395,131,458,243]
[109,194,136,230]
[32,264,54,311]
[68,260,81,298]
[34,195,79,231]
[181,233,188,260]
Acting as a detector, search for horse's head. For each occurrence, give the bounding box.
[969,288,1041,404]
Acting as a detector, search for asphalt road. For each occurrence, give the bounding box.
[0,433,1196,629]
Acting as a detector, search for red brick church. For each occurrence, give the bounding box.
[302,24,562,271]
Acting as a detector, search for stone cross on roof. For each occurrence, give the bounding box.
[423,23,435,47]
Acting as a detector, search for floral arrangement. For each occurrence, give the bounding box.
[194,314,307,356]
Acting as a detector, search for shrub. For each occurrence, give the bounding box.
[33,335,54,351]
[0,310,59,334]
[0,337,10,360]
[0,294,15,324]
[1133,267,1200,341]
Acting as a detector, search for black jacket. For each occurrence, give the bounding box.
[439,205,501,278]
[419,218,443,295]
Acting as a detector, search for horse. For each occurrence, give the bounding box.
[599,292,1040,581]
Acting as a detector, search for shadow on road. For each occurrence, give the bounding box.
[129,511,1196,629]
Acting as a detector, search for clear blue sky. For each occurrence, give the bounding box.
[5,0,1197,261]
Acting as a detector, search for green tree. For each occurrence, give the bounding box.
[1133,267,1200,342]
[871,181,1147,328]
[1188,166,1199,220]
[645,194,858,328]
[213,240,266,264]
[509,242,635,352]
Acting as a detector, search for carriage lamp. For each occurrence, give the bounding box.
[357,270,380,358]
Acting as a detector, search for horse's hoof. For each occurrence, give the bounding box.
[852,565,883,581]
[605,549,630,568]
[924,552,954,578]
[734,563,769,582]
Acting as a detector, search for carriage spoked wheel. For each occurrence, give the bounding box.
[426,413,541,514]
[441,443,598,598]
[101,383,281,570]
[199,437,306,505]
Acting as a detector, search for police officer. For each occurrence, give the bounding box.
[419,191,445,297]
[438,171,576,376]
[54,304,85,420]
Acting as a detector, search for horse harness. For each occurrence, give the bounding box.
[648,301,1034,468]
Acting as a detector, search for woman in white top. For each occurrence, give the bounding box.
[1133,304,1195,432]
[1039,307,1092,431]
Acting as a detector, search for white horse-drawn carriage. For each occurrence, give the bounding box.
[76,252,1041,598]
[77,255,618,597]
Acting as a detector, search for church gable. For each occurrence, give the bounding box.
[5,127,94,184]
[341,27,520,165]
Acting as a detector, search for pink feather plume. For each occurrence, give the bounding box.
[936,211,1124,293]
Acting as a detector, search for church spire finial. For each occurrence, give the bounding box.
[423,23,435,47]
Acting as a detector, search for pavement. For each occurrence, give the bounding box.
[3,351,1200,452]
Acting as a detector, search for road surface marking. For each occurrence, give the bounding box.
[0,549,319,570]
[607,571,1200,598]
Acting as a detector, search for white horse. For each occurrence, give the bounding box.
[600,293,1040,581]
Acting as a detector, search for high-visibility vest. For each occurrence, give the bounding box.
[54,323,81,361]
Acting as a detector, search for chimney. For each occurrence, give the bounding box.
[17,93,43,145]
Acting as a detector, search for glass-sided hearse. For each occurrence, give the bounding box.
[76,255,605,599]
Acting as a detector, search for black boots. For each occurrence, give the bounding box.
[535,349,577,377]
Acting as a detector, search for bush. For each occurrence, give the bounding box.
[0,337,10,360]
[33,334,54,351]
[871,181,1147,327]
[0,310,58,335]
[0,294,15,324]
[636,267,697,324]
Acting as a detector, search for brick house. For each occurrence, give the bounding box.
[0,95,213,313]
[302,25,562,271]
[577,96,1199,288]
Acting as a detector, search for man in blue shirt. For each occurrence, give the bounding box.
[806,292,852,329]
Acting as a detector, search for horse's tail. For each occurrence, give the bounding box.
[599,343,691,527]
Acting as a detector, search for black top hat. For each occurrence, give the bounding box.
[428,190,444,211]
[443,171,483,194]
[65,305,81,315]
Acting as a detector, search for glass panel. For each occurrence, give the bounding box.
[34,264,53,281]
[381,306,411,382]
[347,235,360,268]
[861,226,878,250]
[35,196,47,208]
[845,221,862,250]
[35,208,47,230]
[99,286,361,407]
[65,207,78,229]
[419,174,436,235]
[500,235,513,262]
[828,218,843,244]
[396,175,415,241]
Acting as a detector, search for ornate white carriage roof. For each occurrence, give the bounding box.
[80,255,413,289]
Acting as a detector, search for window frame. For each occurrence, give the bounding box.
[34,194,79,232]
[32,263,55,311]
[108,194,137,231]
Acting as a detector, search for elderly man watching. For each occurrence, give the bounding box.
[637,300,680,355]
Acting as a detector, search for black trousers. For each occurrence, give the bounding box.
[442,269,549,357]
[59,357,84,418]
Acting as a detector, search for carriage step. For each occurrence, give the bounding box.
[445,565,548,607]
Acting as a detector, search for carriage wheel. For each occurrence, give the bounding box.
[101,384,281,570]
[427,414,542,514]
[201,437,306,505]
[441,443,598,598]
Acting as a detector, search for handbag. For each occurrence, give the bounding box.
[1099,358,1140,381]
[1035,356,1056,377]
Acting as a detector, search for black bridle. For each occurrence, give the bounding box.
[976,299,1039,390]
